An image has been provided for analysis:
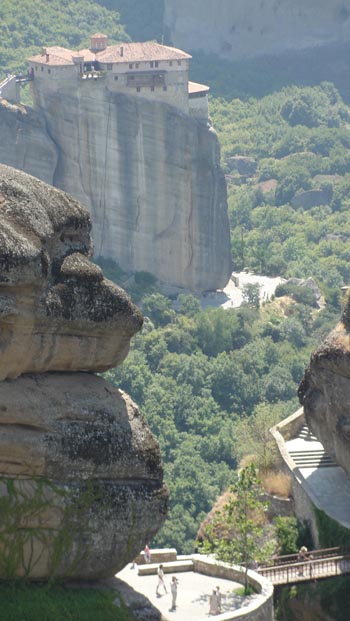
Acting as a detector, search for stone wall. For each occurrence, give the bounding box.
[192,555,274,621]
[0,75,19,104]
[271,409,320,547]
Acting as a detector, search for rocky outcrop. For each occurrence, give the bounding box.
[164,0,350,60]
[0,164,143,379]
[291,188,332,209]
[0,165,168,580]
[0,373,167,579]
[299,293,350,475]
[226,156,257,176]
[0,88,231,292]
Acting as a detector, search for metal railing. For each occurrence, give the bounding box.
[258,548,350,585]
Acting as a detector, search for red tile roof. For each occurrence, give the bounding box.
[28,41,191,67]
[28,47,80,66]
[96,42,191,63]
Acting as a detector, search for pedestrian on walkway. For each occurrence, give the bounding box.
[209,589,219,615]
[144,544,151,563]
[170,576,178,610]
[156,564,167,596]
[216,586,222,613]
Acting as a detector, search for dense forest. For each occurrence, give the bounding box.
[0,0,349,557]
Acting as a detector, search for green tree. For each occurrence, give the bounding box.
[233,403,281,471]
[242,283,261,309]
[202,465,268,594]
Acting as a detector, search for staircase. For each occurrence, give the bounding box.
[289,425,337,468]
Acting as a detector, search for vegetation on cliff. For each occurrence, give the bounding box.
[104,284,338,552]
[0,583,135,621]
[0,0,128,77]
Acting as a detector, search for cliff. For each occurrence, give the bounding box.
[0,87,231,292]
[164,0,350,60]
[0,164,168,580]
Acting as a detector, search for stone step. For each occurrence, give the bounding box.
[289,451,337,468]
[138,560,194,576]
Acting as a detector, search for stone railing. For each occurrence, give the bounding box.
[191,555,274,621]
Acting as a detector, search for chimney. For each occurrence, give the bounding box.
[120,46,124,57]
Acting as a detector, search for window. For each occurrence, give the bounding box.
[155,61,159,68]
[129,63,133,69]
[137,87,141,92]
[135,63,139,68]
[169,61,173,66]
[41,66,44,71]
[48,68,51,74]
[150,61,154,68]
[107,63,113,70]
[114,76,118,81]
[177,60,181,66]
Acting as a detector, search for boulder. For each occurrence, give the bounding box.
[0,164,143,380]
[226,155,257,176]
[0,373,168,579]
[0,166,168,581]
[299,293,350,475]
[291,188,332,209]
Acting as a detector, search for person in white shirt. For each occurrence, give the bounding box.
[156,564,167,596]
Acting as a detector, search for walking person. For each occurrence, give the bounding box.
[209,588,219,615]
[170,576,178,611]
[156,564,167,596]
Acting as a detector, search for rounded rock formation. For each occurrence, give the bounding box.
[0,165,168,580]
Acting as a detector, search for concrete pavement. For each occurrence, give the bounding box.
[117,565,259,621]
[286,425,350,528]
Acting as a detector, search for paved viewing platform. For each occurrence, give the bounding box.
[117,554,273,621]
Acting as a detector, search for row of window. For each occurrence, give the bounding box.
[106,60,181,70]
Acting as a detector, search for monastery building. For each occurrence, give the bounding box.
[27,34,209,119]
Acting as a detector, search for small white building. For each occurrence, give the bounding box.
[27,34,209,119]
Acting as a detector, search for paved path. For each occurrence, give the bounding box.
[117,566,260,621]
[200,271,283,311]
[285,425,350,528]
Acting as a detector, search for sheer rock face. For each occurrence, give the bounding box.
[0,90,231,292]
[0,373,168,579]
[164,0,350,60]
[299,299,350,474]
[0,164,143,380]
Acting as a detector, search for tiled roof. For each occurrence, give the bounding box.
[91,33,108,38]
[28,41,191,66]
[96,42,191,63]
[28,46,80,66]
[188,81,210,94]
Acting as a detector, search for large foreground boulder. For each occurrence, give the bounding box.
[0,166,168,580]
[0,373,167,579]
[0,164,143,379]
